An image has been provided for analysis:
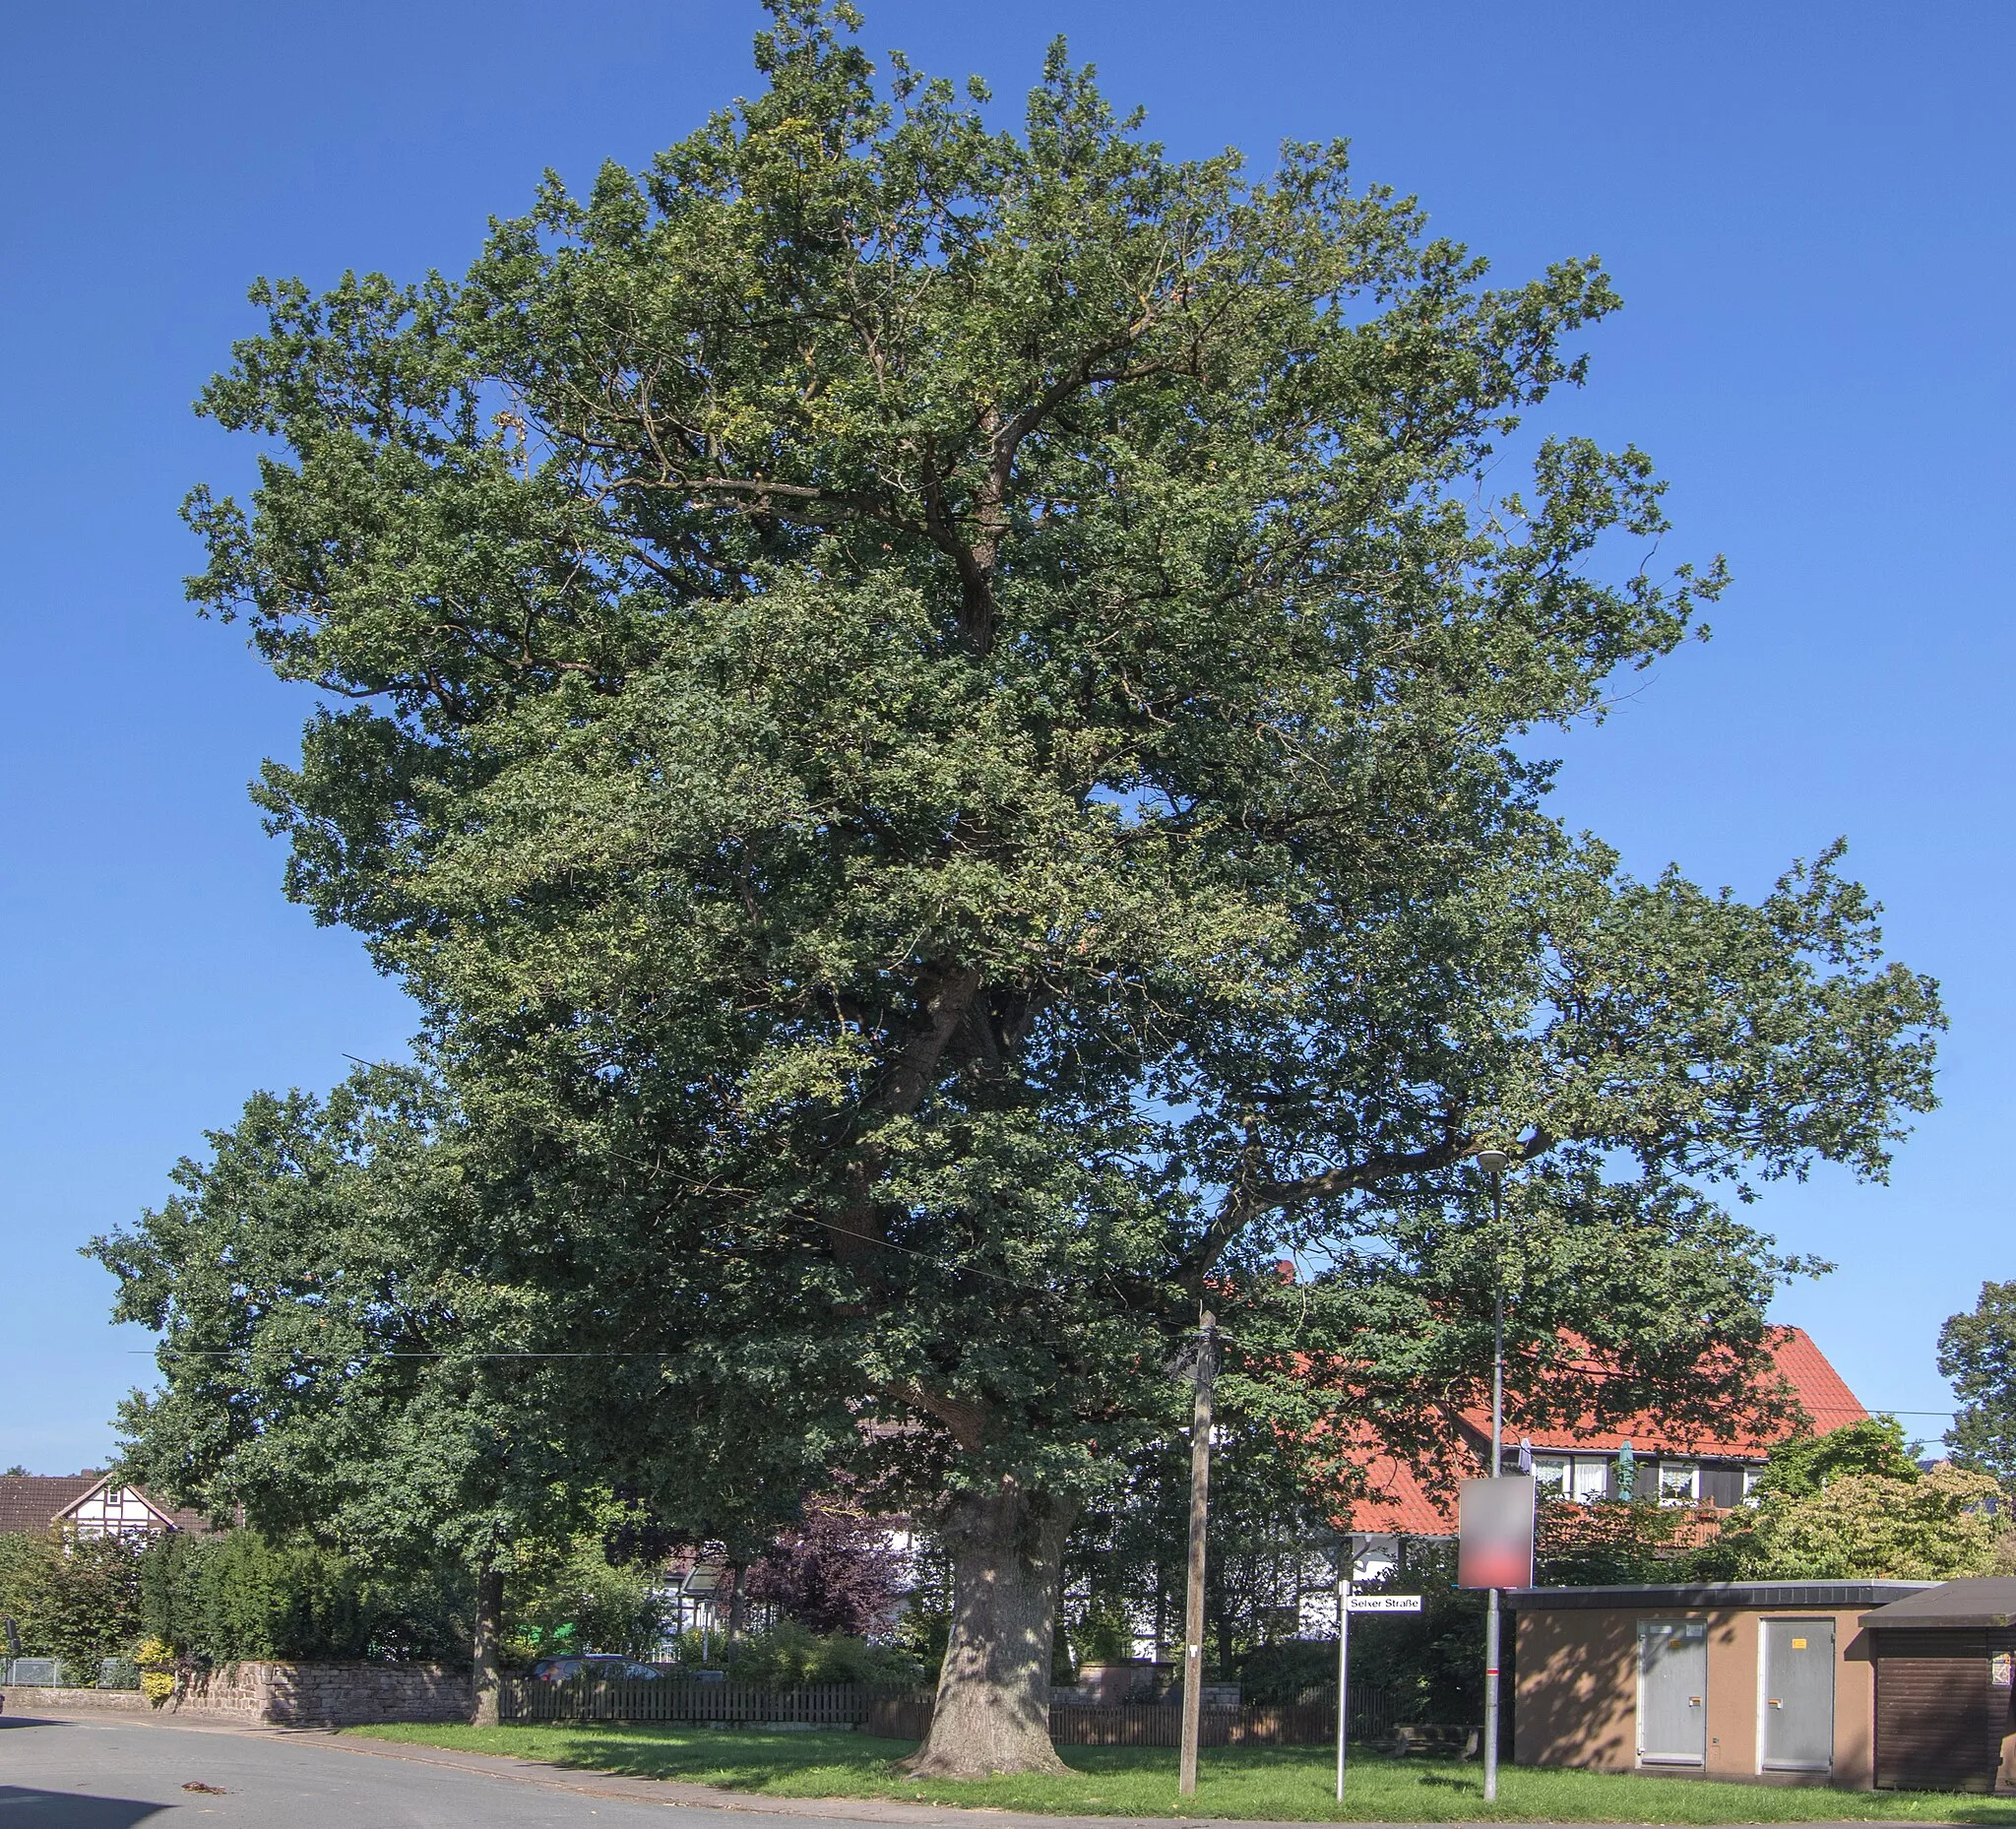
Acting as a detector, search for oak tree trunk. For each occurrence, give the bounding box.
[907,1478,1076,1778]
[470,1560,504,1727]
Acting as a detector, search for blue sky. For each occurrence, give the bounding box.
[2,3,2009,1474]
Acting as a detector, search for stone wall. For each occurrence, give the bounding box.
[174,1661,472,1727]
[5,1663,472,1729]
[0,1686,151,1716]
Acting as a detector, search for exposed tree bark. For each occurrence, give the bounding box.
[906,1477,1078,1777]
[470,1559,504,1727]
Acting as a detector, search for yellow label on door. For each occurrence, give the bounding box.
[1791,1637,1806,1649]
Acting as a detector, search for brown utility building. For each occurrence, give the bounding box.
[1860,1579,2016,1794]
[1511,1581,1931,1789]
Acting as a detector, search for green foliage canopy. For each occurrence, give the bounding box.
[1737,1464,2003,1582]
[1701,1421,2008,1582]
[103,3,1944,1751]
[1749,1414,1921,1502]
[1939,1280,2016,1484]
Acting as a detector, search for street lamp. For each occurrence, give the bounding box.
[1475,1149,1511,1803]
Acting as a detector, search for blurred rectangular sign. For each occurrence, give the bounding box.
[1457,1475,1536,1589]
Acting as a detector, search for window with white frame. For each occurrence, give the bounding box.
[1571,1457,1611,1503]
[1657,1461,1699,1504]
[1743,1465,1764,1504]
[1532,1455,1569,1496]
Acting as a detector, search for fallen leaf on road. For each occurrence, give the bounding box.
[182,1781,227,1794]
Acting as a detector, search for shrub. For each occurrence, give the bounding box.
[1336,1565,1487,1727]
[1696,1426,2007,1582]
[1536,1496,1686,1586]
[133,1635,176,1706]
[503,1535,664,1665]
[1747,1464,2003,1580]
[1067,1596,1135,1668]
[0,1531,144,1668]
[726,1618,922,1689]
[142,1532,369,1661]
[140,1532,469,1664]
[1237,1637,1339,1706]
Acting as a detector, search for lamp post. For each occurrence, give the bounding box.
[1475,1148,1511,1803]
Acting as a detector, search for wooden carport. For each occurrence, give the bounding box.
[1861,1578,2016,1794]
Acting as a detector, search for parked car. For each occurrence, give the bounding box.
[528,1655,665,1684]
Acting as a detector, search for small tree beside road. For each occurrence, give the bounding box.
[90,1074,672,1721]
[1699,1419,2009,1582]
[1940,1281,2016,1485]
[745,1497,909,1639]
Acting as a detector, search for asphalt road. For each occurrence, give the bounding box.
[0,1710,1947,1829]
[0,1710,841,1827]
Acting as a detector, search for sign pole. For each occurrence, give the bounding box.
[1484,1286,1503,1799]
[1335,1564,1352,1802]
[1482,1156,1508,1803]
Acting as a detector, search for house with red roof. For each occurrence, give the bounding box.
[1340,1325,1865,1581]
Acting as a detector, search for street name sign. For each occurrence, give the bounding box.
[1334,1582,1425,1802]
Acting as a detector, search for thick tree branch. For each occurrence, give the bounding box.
[827,964,985,1269]
[881,1381,987,1452]
[1182,1126,1560,1284]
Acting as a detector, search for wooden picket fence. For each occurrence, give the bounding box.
[500,1679,868,1725]
[863,1690,1398,1748]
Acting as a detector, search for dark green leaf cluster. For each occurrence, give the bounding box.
[139,1529,469,1664]
[1748,1414,1921,1503]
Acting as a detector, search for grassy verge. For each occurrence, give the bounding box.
[343,1724,2016,1822]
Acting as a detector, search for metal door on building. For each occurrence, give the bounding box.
[1761,1618,1836,1772]
[1638,1621,1708,1765]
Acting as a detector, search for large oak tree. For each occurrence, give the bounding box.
[113,3,1940,1774]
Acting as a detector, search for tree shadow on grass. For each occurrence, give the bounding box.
[528,1726,910,1789]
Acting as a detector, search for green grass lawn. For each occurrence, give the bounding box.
[344,1724,2016,1822]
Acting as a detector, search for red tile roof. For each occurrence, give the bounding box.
[1459,1326,1867,1460]
[1762,1327,1869,1435]
[1341,1326,1865,1538]
[1347,1450,1464,1537]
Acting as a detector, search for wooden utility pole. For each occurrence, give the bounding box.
[1177,1309,1218,1797]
